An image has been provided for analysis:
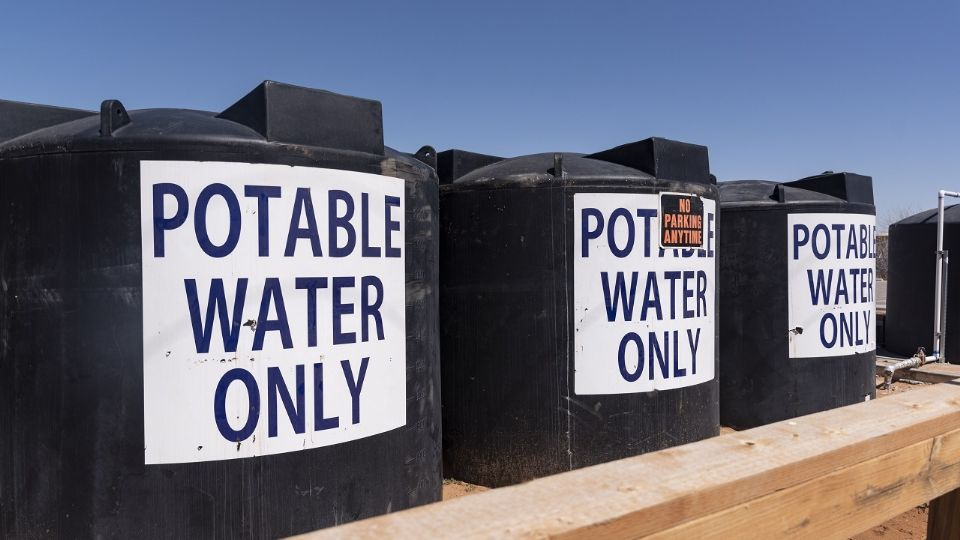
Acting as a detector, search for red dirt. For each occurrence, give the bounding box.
[442,479,490,500]
[850,504,928,539]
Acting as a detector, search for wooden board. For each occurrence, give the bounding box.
[646,428,960,539]
[928,487,960,540]
[293,381,960,539]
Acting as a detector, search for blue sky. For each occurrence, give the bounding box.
[2,0,957,225]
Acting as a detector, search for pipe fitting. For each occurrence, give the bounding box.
[882,348,927,389]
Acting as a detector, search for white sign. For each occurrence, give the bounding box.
[573,193,716,395]
[787,213,876,358]
[141,161,406,464]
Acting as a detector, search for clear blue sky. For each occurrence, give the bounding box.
[2,0,957,224]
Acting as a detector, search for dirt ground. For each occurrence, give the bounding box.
[442,479,490,500]
[851,504,929,539]
[441,375,936,538]
[875,375,929,398]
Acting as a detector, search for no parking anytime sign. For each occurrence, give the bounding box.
[141,161,406,464]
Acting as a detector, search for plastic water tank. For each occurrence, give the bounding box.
[718,173,877,429]
[0,81,440,538]
[886,206,960,359]
[437,138,719,488]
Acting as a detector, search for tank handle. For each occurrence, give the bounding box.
[412,145,438,171]
[99,100,130,137]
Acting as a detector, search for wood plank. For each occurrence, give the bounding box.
[646,428,960,539]
[293,381,960,539]
[928,487,960,540]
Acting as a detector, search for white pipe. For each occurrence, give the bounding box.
[933,192,945,357]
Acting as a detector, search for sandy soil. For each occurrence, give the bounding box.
[851,504,929,539]
[441,375,935,538]
[876,375,928,398]
[442,479,490,500]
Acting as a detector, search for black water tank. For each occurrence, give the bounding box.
[438,138,719,488]
[0,81,440,538]
[886,207,960,359]
[718,173,877,429]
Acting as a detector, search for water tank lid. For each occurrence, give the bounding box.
[452,152,656,184]
[0,100,93,143]
[451,137,710,185]
[436,149,504,184]
[217,81,384,155]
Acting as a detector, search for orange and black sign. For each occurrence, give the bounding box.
[659,193,704,248]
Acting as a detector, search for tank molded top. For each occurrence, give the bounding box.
[0,80,396,162]
[447,137,712,188]
[719,172,874,209]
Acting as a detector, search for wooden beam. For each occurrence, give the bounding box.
[646,428,960,539]
[928,487,960,540]
[294,381,960,539]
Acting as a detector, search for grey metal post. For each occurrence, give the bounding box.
[940,249,949,362]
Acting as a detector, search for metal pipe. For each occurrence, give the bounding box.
[882,350,935,389]
[941,250,949,362]
[933,192,946,359]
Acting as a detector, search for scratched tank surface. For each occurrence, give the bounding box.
[434,139,720,488]
[718,173,877,429]
[0,82,440,538]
